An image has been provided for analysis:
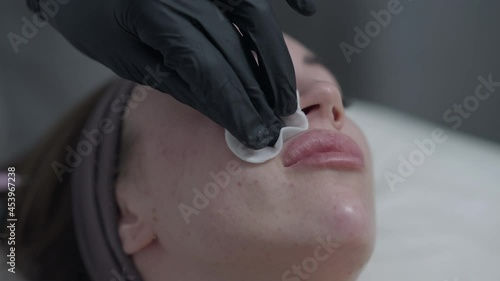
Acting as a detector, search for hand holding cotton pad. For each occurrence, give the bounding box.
[225,91,309,163]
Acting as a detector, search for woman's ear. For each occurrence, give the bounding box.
[115,184,156,255]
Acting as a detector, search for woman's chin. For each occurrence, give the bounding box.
[302,189,376,261]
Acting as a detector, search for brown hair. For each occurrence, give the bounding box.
[0,82,114,281]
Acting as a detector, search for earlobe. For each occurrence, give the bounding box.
[118,218,156,254]
[116,188,157,255]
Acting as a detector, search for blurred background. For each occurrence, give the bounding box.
[1,0,499,162]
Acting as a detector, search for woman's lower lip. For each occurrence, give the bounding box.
[287,151,364,170]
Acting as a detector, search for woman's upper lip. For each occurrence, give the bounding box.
[282,129,364,168]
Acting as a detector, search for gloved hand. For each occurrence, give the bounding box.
[28,0,316,149]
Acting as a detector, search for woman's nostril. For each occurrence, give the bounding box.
[333,106,340,121]
[301,104,320,115]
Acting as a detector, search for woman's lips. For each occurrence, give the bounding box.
[282,129,365,170]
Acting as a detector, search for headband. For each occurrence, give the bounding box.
[71,78,143,281]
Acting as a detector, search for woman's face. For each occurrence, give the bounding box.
[117,35,375,281]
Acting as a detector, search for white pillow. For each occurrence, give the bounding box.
[347,101,500,281]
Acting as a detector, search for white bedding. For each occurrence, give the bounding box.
[347,101,500,281]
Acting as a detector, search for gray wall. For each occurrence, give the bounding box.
[0,0,113,163]
[1,0,499,164]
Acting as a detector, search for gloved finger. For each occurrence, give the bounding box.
[182,2,287,141]
[131,4,279,149]
[285,0,317,16]
[226,0,299,117]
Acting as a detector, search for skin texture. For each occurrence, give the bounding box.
[115,35,375,281]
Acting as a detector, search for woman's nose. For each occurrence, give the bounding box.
[299,81,345,131]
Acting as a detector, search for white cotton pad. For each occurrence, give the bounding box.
[225,91,309,163]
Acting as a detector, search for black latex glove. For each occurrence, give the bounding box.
[28,0,316,149]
